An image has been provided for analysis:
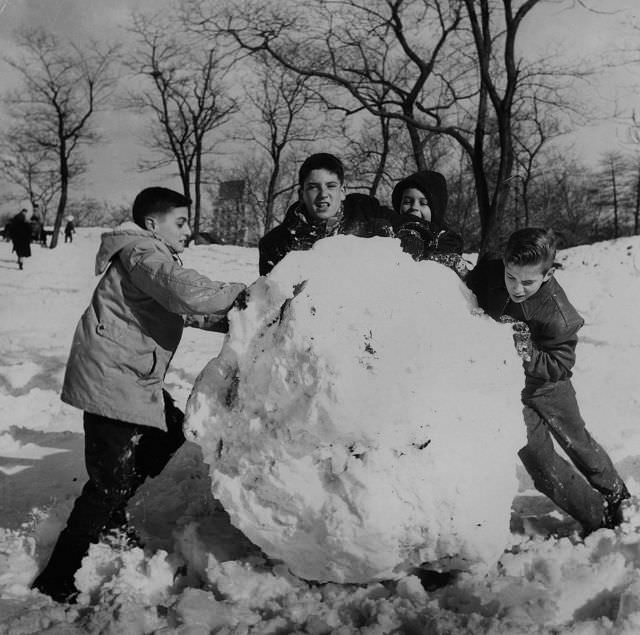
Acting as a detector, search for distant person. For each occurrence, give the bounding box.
[466,227,629,537]
[64,217,76,243]
[34,205,48,246]
[390,170,467,278]
[30,213,43,243]
[31,187,247,604]
[258,152,394,275]
[7,209,32,270]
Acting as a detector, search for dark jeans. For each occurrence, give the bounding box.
[518,380,626,531]
[32,391,184,591]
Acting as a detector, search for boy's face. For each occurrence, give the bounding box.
[504,261,553,303]
[299,168,346,221]
[400,188,431,222]
[146,206,191,253]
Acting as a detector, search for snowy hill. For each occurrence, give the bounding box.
[1,229,640,633]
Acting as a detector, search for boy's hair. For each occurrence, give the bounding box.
[298,153,344,186]
[132,187,191,228]
[503,227,557,272]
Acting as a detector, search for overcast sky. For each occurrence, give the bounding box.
[0,0,639,216]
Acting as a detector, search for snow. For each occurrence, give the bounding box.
[185,236,525,582]
[1,228,640,633]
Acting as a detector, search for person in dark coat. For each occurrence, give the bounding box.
[8,209,32,270]
[390,170,467,278]
[30,213,43,242]
[64,218,76,243]
[258,153,395,276]
[466,227,629,536]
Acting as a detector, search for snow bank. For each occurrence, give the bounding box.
[186,236,524,582]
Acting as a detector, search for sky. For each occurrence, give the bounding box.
[0,0,639,217]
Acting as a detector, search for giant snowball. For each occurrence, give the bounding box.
[185,236,524,583]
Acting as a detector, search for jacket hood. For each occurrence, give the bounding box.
[391,170,448,226]
[95,222,152,275]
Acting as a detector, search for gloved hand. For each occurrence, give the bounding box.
[499,315,533,362]
[396,220,434,261]
[431,229,463,255]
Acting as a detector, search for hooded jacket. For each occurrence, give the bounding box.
[258,193,394,275]
[466,258,584,390]
[61,222,245,429]
[390,170,463,257]
[391,170,448,227]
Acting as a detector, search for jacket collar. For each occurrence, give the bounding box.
[507,277,557,321]
[284,202,345,235]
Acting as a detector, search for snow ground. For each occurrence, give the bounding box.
[1,229,640,634]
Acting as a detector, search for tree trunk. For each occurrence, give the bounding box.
[369,116,390,197]
[403,106,426,171]
[49,142,68,250]
[635,165,640,235]
[193,142,202,237]
[611,162,618,238]
[264,154,281,232]
[180,174,192,228]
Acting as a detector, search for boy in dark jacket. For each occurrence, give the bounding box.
[259,153,394,275]
[466,227,629,536]
[32,187,246,604]
[390,170,467,278]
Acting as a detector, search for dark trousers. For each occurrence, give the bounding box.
[32,391,184,590]
[518,379,625,531]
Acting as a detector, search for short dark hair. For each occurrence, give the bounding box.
[504,227,557,272]
[298,153,344,186]
[132,187,191,228]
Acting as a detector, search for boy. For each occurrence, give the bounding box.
[466,227,629,536]
[390,170,465,275]
[32,187,246,603]
[259,152,394,275]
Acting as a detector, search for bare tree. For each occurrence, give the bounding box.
[3,28,118,248]
[126,14,237,236]
[183,0,590,256]
[240,58,328,232]
[593,151,635,239]
[0,129,62,222]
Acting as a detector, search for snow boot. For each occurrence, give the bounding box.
[32,575,79,604]
[602,484,631,530]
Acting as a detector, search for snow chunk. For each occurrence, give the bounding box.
[186,236,524,583]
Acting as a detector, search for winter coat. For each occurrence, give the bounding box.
[466,258,584,391]
[64,221,75,236]
[8,214,32,258]
[30,216,43,241]
[391,216,463,258]
[61,222,246,429]
[390,169,464,260]
[259,193,395,275]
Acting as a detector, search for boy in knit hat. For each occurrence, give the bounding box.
[390,170,467,278]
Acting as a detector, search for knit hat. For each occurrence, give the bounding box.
[391,170,448,226]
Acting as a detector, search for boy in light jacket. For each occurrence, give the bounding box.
[32,187,246,603]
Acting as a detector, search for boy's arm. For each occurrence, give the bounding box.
[259,237,276,276]
[522,320,582,382]
[465,258,496,311]
[431,228,463,255]
[123,242,246,316]
[183,313,229,333]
